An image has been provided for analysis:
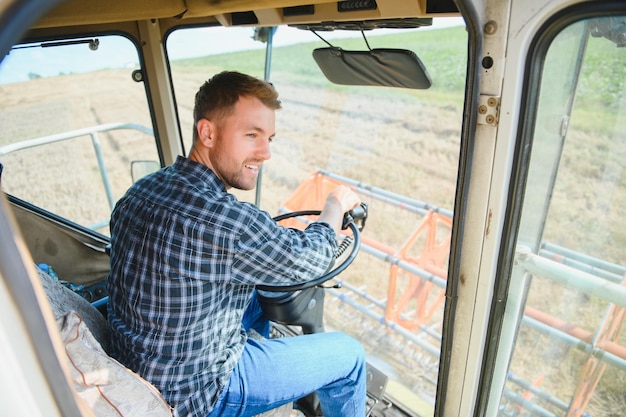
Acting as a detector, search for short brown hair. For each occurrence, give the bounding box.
[192,71,282,142]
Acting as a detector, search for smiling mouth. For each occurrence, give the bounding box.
[244,164,260,173]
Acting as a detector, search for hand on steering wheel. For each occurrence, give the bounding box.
[256,204,367,292]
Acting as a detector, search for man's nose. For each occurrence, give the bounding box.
[257,138,272,160]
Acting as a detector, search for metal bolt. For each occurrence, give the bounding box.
[478,105,488,114]
[486,115,495,124]
[487,97,498,107]
[484,20,498,35]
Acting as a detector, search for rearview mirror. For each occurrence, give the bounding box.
[313,47,432,89]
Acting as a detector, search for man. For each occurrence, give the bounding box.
[107,71,367,417]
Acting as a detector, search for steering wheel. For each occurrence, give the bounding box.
[255,205,365,292]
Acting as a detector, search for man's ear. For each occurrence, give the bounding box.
[196,118,215,148]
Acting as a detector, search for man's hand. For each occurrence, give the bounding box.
[317,185,361,236]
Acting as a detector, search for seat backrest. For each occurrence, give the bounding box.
[38,265,174,416]
[37,265,109,352]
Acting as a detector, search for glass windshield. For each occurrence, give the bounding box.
[167,21,467,414]
[0,35,159,233]
[496,15,626,417]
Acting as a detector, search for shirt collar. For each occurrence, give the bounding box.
[173,155,227,194]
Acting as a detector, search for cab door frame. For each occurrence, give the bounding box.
[438,0,626,416]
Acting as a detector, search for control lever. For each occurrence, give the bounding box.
[342,202,368,231]
[330,202,368,290]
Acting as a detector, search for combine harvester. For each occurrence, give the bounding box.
[1,1,625,417]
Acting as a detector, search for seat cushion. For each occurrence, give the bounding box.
[58,311,172,417]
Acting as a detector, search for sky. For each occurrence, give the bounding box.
[0,17,464,84]
[166,17,464,60]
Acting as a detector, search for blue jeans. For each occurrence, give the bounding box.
[207,293,367,417]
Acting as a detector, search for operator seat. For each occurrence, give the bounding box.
[37,266,295,417]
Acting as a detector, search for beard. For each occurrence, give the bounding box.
[219,165,258,191]
[209,136,259,191]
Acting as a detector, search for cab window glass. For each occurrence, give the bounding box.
[168,22,466,413]
[167,27,269,155]
[500,15,626,416]
[0,35,159,234]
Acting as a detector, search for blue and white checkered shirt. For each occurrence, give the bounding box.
[107,156,337,417]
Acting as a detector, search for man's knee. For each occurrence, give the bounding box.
[326,332,366,366]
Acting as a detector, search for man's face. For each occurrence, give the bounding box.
[209,96,276,190]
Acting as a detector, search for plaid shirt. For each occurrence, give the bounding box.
[107,156,337,417]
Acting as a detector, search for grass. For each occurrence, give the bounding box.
[543,26,625,135]
[172,26,468,106]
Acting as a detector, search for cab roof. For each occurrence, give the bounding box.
[33,0,459,30]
